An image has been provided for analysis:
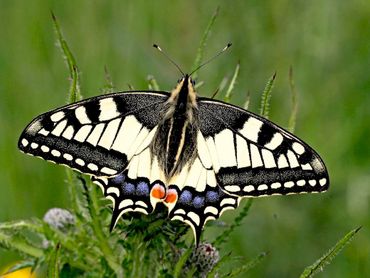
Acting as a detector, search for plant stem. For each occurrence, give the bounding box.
[88,183,123,276]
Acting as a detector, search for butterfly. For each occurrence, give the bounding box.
[18,72,329,244]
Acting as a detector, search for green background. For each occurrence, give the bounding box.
[1,1,369,277]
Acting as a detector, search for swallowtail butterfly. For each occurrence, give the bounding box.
[18,71,329,244]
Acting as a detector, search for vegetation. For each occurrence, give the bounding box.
[1,1,369,277]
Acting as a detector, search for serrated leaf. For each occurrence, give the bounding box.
[0,230,44,258]
[300,226,362,278]
[0,219,44,233]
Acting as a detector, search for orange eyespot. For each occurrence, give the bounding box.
[165,189,178,204]
[151,183,166,199]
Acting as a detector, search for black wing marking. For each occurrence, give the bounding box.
[18,91,169,177]
[197,98,329,197]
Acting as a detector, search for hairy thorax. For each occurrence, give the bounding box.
[151,76,198,180]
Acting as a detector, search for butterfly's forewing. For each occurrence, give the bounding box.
[18,92,169,177]
[197,98,329,197]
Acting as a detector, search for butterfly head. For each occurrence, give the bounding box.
[168,74,197,109]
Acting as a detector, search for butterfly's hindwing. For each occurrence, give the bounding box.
[18,92,169,177]
[165,155,240,244]
[169,183,239,244]
[92,169,164,230]
[197,98,329,197]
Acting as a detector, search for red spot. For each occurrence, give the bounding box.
[151,183,166,199]
[165,189,178,204]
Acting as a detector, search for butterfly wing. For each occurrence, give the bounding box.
[197,98,329,197]
[18,91,170,177]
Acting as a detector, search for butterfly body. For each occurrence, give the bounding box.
[18,74,329,244]
[152,74,198,179]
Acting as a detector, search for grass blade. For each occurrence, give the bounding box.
[213,199,253,247]
[206,251,232,278]
[102,65,115,94]
[191,6,219,80]
[224,62,240,103]
[224,251,268,277]
[173,248,193,278]
[51,12,82,103]
[259,72,276,118]
[243,91,251,110]
[288,66,298,132]
[147,75,160,91]
[300,226,362,278]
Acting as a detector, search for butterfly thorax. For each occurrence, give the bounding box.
[151,75,198,179]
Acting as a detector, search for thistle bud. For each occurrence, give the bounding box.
[43,208,75,232]
[189,242,220,277]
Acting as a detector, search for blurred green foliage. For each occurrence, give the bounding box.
[0,0,369,277]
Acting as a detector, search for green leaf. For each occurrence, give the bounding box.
[2,261,35,275]
[47,243,61,278]
[213,199,253,247]
[224,252,268,277]
[206,251,232,278]
[300,226,362,278]
[259,72,276,118]
[224,62,240,103]
[191,6,219,80]
[78,177,123,276]
[0,229,44,258]
[0,219,44,233]
[64,169,89,227]
[173,248,193,278]
[51,12,82,103]
[288,66,298,132]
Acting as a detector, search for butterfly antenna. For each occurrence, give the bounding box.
[153,44,185,76]
[189,43,232,77]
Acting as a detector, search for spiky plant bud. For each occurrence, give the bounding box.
[43,208,75,232]
[189,242,220,277]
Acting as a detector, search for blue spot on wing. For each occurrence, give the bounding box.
[206,191,219,203]
[179,190,192,204]
[122,182,135,194]
[136,181,149,196]
[193,196,205,208]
